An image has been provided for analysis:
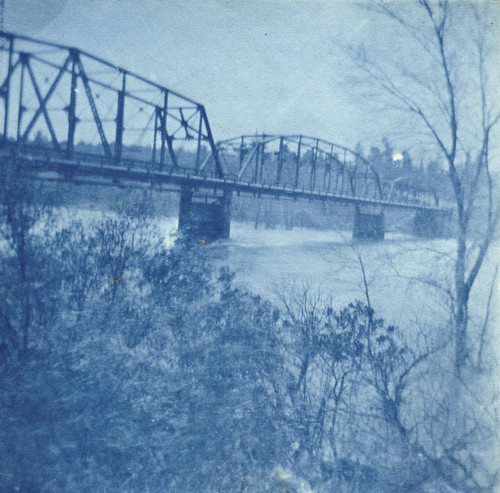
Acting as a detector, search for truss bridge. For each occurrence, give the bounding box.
[0,32,451,241]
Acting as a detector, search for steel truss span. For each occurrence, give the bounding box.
[217,135,439,208]
[0,31,223,177]
[0,32,442,212]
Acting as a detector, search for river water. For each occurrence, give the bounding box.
[221,222,498,333]
[53,209,499,336]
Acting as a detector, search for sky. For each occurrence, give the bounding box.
[3,0,500,158]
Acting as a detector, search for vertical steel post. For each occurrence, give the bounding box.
[310,139,318,191]
[276,136,284,185]
[326,144,333,193]
[2,34,13,143]
[326,155,332,193]
[16,55,26,143]
[294,136,302,189]
[152,107,159,164]
[66,50,78,158]
[195,108,202,170]
[253,142,260,183]
[114,71,126,165]
[259,142,265,183]
[364,159,368,197]
[349,172,355,196]
[340,149,346,195]
[160,90,167,168]
[352,155,358,196]
[239,135,245,171]
[334,158,340,193]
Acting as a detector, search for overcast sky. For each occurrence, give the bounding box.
[4,0,500,157]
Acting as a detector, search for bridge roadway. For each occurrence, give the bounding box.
[2,145,442,212]
[1,144,451,241]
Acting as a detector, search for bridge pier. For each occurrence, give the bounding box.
[413,209,451,238]
[178,188,232,242]
[353,205,385,240]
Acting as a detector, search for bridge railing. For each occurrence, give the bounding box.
[0,140,225,180]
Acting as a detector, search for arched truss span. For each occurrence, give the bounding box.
[216,135,438,206]
[216,134,387,201]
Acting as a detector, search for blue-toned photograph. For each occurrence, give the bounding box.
[0,1,499,491]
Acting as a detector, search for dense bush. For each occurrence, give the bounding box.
[0,207,294,491]
[0,167,497,491]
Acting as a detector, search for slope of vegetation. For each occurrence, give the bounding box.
[0,164,497,492]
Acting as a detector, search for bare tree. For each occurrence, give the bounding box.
[342,0,499,375]
[0,156,53,356]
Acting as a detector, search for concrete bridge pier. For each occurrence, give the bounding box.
[178,187,232,242]
[413,209,451,238]
[353,205,385,240]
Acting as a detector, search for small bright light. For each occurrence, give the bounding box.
[393,153,403,161]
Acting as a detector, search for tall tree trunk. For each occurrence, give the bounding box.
[454,208,470,375]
